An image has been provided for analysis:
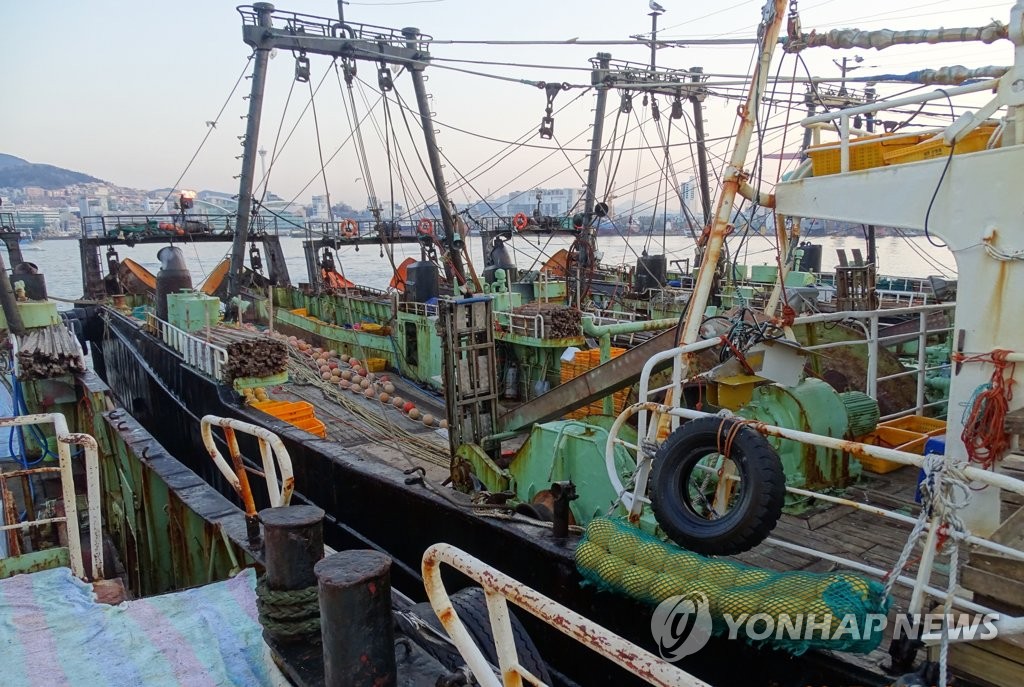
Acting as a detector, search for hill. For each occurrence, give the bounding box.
[0,154,102,189]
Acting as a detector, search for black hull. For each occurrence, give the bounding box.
[89,310,887,687]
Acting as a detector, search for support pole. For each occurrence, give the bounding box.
[316,551,396,687]
[403,28,464,287]
[689,67,712,226]
[0,250,25,336]
[228,2,275,303]
[583,53,612,225]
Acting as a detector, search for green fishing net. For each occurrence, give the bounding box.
[575,517,891,655]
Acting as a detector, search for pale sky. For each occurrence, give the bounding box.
[0,0,1012,215]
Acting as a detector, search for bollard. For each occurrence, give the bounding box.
[551,480,578,540]
[257,505,325,643]
[261,505,325,589]
[315,550,396,687]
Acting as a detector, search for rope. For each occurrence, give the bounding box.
[954,349,1014,469]
[882,453,971,686]
[255,575,321,639]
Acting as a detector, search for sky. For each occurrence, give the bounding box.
[0,0,1013,216]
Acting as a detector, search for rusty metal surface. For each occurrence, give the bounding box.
[499,328,680,433]
[422,543,709,687]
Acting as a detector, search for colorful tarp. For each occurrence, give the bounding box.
[0,567,288,686]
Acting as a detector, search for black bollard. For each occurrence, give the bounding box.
[260,505,325,590]
[315,550,396,687]
[550,480,578,540]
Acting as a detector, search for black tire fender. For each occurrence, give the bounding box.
[649,416,785,556]
[407,586,552,684]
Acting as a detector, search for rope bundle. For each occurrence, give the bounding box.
[956,349,1014,469]
[255,575,321,641]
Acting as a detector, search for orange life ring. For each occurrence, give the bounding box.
[417,217,435,236]
[512,212,529,231]
[339,219,358,238]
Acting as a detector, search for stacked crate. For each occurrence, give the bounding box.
[561,348,630,419]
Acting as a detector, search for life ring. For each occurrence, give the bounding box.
[512,212,529,231]
[417,217,435,236]
[648,416,785,556]
[339,219,358,238]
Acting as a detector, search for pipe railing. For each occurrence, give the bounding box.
[0,414,104,581]
[146,314,228,381]
[421,543,709,687]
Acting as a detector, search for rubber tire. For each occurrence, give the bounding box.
[408,586,552,684]
[650,416,785,556]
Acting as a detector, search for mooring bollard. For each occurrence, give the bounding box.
[315,550,397,687]
[257,505,325,643]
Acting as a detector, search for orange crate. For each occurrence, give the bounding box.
[293,416,327,439]
[857,426,927,473]
[882,125,997,165]
[365,357,387,372]
[879,416,945,436]
[807,133,925,177]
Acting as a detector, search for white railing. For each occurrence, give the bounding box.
[495,310,546,339]
[792,303,954,419]
[200,415,295,515]
[398,301,438,318]
[800,78,1000,174]
[146,314,228,381]
[421,543,709,687]
[0,414,104,581]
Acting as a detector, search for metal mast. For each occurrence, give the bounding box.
[583,53,612,225]
[228,2,275,302]
[689,67,712,225]
[404,27,464,286]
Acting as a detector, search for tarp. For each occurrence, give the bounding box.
[0,567,288,686]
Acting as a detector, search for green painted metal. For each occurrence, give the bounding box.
[750,264,779,283]
[454,442,509,494]
[839,390,880,437]
[0,547,70,580]
[166,292,220,332]
[0,300,61,330]
[232,370,289,391]
[507,417,639,526]
[737,378,862,499]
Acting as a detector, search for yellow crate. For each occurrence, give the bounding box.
[882,125,997,165]
[290,308,308,317]
[365,357,387,372]
[807,133,925,177]
[856,426,928,473]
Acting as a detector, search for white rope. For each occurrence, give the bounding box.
[883,453,971,685]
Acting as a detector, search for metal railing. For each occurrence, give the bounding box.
[421,543,709,687]
[201,415,294,513]
[79,213,233,239]
[495,310,547,339]
[0,414,104,581]
[398,301,438,317]
[146,314,228,381]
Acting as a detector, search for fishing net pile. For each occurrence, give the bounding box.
[575,517,890,655]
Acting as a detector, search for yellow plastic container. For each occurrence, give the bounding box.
[290,308,308,317]
[856,426,929,473]
[882,125,997,165]
[365,358,387,373]
[807,133,925,177]
[562,348,629,418]
[361,323,384,335]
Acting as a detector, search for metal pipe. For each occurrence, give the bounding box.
[228,2,275,302]
[422,543,710,687]
[404,28,464,287]
[677,0,787,352]
[582,316,677,339]
[550,480,576,540]
[316,550,397,687]
[801,78,997,126]
[690,68,712,226]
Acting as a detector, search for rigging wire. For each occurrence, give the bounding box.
[307,75,334,222]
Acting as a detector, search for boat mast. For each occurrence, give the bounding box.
[583,53,612,227]
[404,28,465,286]
[227,2,274,303]
[677,0,788,354]
[689,67,712,225]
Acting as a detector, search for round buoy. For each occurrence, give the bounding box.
[349,359,361,368]
[341,370,353,381]
[352,375,364,385]
[366,373,376,383]
[392,397,404,409]
[328,361,339,371]
[341,354,351,362]
[439,419,448,429]
[402,401,416,413]
[363,388,376,399]
[352,367,364,377]
[321,371,332,380]
[422,413,434,427]
[360,379,371,390]
[383,383,396,395]
[328,350,338,358]
[319,364,330,374]
[408,408,421,421]
[339,379,350,390]
[379,392,390,404]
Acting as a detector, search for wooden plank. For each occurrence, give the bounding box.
[1004,407,1024,435]
[961,567,1024,609]
[948,641,1024,687]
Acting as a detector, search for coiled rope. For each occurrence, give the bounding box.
[955,349,1014,470]
[255,575,321,640]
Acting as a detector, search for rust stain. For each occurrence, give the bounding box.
[992,259,1008,328]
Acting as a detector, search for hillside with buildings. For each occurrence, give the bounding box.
[0,154,101,190]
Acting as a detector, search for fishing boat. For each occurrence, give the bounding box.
[5,1,1024,686]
